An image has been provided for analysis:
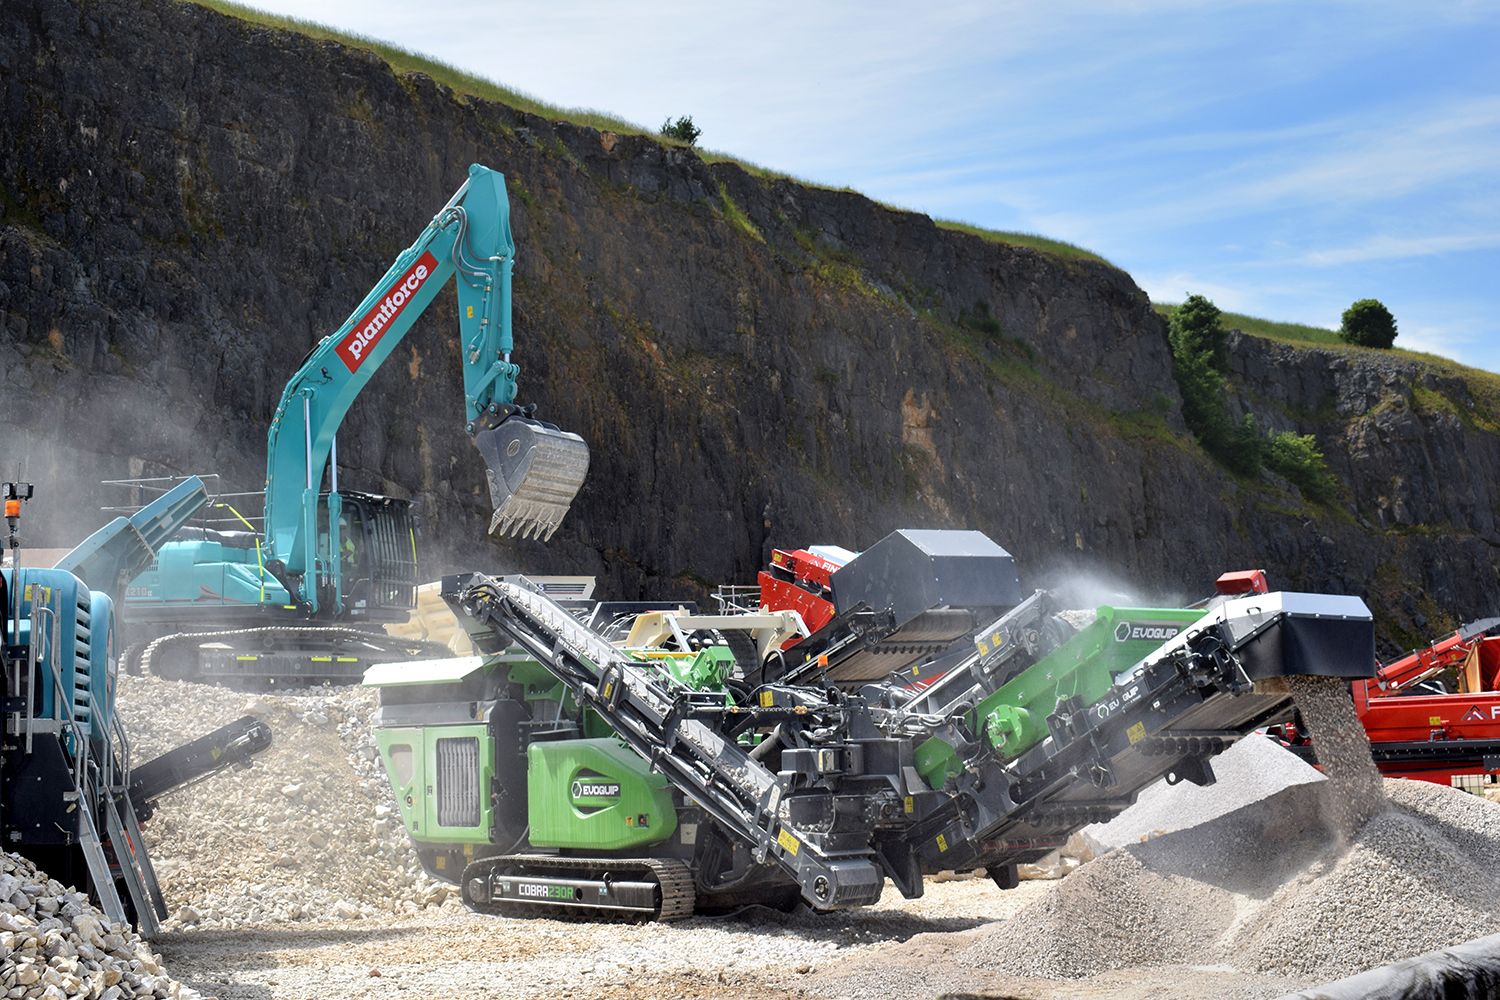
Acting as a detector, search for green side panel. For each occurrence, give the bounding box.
[581,708,614,739]
[527,738,677,850]
[916,606,1208,787]
[375,724,495,846]
[914,736,964,788]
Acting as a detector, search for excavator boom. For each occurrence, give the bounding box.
[118,165,587,686]
[262,163,587,608]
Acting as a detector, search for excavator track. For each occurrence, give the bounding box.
[133,626,451,687]
[460,855,695,922]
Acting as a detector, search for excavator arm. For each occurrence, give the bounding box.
[261,164,588,612]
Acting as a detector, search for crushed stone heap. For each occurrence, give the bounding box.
[1083,727,1324,851]
[813,747,1500,999]
[116,674,455,929]
[0,851,199,1000]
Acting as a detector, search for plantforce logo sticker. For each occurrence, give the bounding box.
[336,251,438,372]
[1113,620,1185,643]
[571,780,622,800]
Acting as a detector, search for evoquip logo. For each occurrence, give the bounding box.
[570,779,622,800]
[336,251,439,372]
[1113,620,1185,643]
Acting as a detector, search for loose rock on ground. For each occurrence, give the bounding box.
[811,749,1500,1000]
[117,675,453,930]
[0,851,200,1000]
[103,677,1500,1000]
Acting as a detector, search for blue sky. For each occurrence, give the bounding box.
[246,1,1500,370]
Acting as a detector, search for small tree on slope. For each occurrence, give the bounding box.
[1340,298,1397,349]
[660,115,702,146]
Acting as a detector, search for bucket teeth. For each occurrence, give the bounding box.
[487,494,564,541]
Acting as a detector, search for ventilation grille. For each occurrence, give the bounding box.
[70,590,93,730]
[435,736,481,828]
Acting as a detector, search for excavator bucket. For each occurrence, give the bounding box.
[473,416,590,541]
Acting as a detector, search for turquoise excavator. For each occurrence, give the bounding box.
[121,165,588,685]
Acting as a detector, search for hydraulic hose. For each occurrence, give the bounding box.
[749,724,784,763]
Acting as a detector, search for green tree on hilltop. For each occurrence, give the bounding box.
[1339,298,1397,349]
[660,115,701,146]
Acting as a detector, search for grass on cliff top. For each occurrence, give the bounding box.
[1153,302,1500,416]
[188,0,671,139]
[183,0,1114,268]
[935,220,1115,266]
[1152,302,1342,347]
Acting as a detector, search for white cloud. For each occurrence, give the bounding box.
[1297,232,1500,267]
[1133,272,1261,313]
[1392,321,1487,361]
[1071,95,1500,238]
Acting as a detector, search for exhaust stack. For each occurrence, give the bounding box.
[474,415,590,541]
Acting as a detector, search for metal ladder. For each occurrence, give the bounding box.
[100,790,163,935]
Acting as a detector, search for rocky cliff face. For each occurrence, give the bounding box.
[3,0,1496,649]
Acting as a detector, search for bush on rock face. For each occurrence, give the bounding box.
[659,115,701,146]
[1166,293,1339,502]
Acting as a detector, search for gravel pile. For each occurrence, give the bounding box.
[1084,733,1324,851]
[814,777,1500,998]
[1233,778,1500,978]
[0,851,201,999]
[116,675,453,929]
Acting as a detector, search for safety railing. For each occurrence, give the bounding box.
[35,602,91,795]
[105,652,131,796]
[21,603,52,754]
[712,585,763,616]
[109,714,132,797]
[101,476,265,527]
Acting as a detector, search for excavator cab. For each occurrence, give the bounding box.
[317,491,419,617]
[473,411,589,541]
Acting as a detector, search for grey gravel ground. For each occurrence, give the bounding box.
[154,879,1048,1000]
[116,671,1498,1000]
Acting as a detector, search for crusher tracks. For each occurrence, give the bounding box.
[126,626,453,687]
[460,854,695,922]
